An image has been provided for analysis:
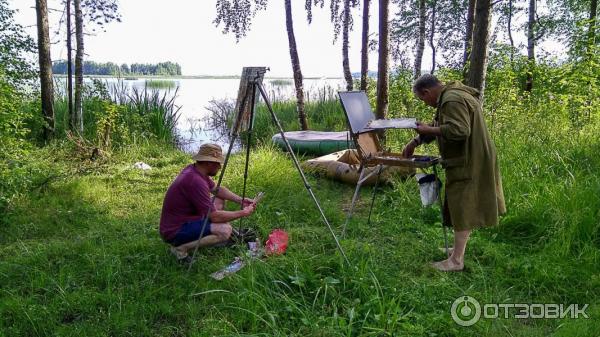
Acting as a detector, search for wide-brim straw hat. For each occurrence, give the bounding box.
[192,143,224,164]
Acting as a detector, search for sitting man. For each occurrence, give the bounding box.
[159,143,256,262]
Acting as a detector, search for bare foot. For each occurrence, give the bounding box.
[169,246,188,260]
[431,258,464,272]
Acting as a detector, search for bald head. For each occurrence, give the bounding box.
[412,74,442,94]
[413,74,443,108]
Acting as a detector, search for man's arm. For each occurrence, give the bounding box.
[415,123,442,137]
[212,186,242,204]
[209,205,255,224]
[212,186,254,206]
[402,121,438,157]
[437,101,471,141]
[415,121,439,144]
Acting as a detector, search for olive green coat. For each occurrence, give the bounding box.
[427,82,506,230]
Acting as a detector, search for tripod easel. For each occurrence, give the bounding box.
[188,67,350,270]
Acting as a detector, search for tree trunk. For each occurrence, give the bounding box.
[467,0,492,97]
[375,0,389,120]
[35,0,55,141]
[588,0,597,56]
[343,0,353,91]
[414,0,426,79]
[525,0,535,92]
[360,0,370,91]
[284,0,308,130]
[66,0,74,129]
[429,0,437,74]
[74,0,84,134]
[462,0,476,80]
[507,0,515,63]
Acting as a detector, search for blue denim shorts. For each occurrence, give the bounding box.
[167,218,212,247]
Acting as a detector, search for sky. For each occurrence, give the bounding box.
[9,1,561,78]
[9,0,385,78]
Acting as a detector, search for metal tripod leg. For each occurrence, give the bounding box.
[256,82,351,266]
[342,165,367,238]
[187,115,241,271]
[433,164,450,258]
[238,80,258,232]
[367,165,384,225]
[187,81,254,271]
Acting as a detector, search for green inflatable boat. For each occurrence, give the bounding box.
[271,131,355,155]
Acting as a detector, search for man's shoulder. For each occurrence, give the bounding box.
[441,89,468,104]
[177,165,211,188]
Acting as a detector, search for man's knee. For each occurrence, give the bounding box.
[213,223,232,240]
[213,198,225,211]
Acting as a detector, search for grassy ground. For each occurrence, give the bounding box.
[1,135,599,335]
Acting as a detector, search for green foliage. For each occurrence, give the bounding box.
[125,86,181,144]
[0,0,36,86]
[0,0,37,207]
[46,80,180,149]
[0,74,31,209]
[214,0,269,42]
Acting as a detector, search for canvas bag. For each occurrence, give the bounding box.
[415,173,441,207]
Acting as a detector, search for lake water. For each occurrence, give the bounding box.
[82,77,345,153]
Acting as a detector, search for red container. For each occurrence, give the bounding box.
[265,229,289,255]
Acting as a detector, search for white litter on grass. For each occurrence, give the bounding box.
[133,162,152,170]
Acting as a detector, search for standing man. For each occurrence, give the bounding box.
[403,74,506,272]
[159,143,256,263]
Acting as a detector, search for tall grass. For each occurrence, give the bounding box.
[145,79,178,89]
[126,86,181,144]
[1,144,598,335]
[50,79,181,148]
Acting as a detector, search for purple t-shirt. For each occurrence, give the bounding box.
[159,164,216,240]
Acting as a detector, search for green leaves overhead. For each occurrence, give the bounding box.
[214,0,269,42]
[0,0,36,86]
[81,0,121,31]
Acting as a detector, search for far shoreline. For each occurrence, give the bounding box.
[52,74,343,80]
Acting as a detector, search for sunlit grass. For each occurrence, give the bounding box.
[0,139,598,335]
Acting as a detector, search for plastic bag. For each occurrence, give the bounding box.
[265,229,289,255]
[133,162,152,170]
[210,257,245,280]
[415,173,441,207]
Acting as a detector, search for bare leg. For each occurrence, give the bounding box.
[432,229,471,271]
[450,230,470,264]
[214,197,225,211]
[174,223,233,255]
[170,197,228,258]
